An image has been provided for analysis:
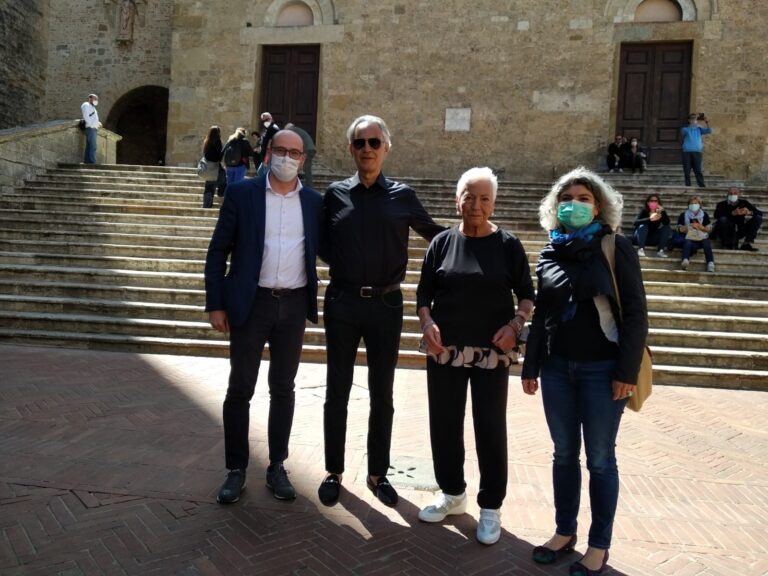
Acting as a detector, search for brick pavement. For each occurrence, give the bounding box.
[1,344,767,575]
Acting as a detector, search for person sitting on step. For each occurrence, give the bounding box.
[676,196,715,272]
[632,193,671,258]
[713,186,762,251]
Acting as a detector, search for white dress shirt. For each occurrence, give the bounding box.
[81,102,99,128]
[259,174,307,289]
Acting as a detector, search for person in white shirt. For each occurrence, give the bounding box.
[204,130,323,504]
[80,94,101,164]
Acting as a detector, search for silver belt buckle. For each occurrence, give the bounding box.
[359,286,373,298]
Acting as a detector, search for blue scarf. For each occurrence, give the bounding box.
[550,221,602,244]
[547,222,604,322]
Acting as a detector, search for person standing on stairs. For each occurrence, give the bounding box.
[205,130,322,505]
[80,94,101,164]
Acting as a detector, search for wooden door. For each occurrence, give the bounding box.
[260,45,320,142]
[616,43,692,164]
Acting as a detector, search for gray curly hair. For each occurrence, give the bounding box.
[538,166,623,232]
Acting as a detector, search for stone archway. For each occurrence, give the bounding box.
[605,0,716,22]
[264,0,335,27]
[105,85,168,165]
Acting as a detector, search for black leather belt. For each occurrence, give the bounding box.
[259,286,306,298]
[333,282,401,298]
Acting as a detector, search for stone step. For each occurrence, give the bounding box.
[57,163,198,177]
[3,295,767,339]
[3,313,768,375]
[4,262,768,305]
[1,197,220,219]
[5,278,768,317]
[2,249,766,288]
[0,207,217,227]
[0,214,215,237]
[17,185,204,202]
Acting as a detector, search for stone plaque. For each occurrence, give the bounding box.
[445,108,471,132]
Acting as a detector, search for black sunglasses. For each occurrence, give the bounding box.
[352,137,383,150]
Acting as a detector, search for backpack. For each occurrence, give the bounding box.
[223,139,241,167]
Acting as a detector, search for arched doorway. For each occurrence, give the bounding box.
[105,86,169,165]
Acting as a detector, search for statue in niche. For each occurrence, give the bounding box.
[116,0,137,42]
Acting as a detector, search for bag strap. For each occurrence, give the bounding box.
[601,234,623,321]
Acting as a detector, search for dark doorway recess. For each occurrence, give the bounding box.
[105,86,169,165]
[260,45,320,142]
[616,42,692,164]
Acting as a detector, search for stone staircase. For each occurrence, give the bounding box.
[1,163,767,390]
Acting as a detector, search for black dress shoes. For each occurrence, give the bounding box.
[266,462,296,500]
[217,469,247,504]
[367,475,398,507]
[318,473,342,506]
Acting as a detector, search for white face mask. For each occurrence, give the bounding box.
[92,100,98,107]
[264,121,271,128]
[727,194,739,204]
[270,154,300,182]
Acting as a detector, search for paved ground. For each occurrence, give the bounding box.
[1,344,767,576]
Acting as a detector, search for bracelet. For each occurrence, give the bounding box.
[421,319,435,331]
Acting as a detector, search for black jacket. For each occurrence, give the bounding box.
[522,229,648,384]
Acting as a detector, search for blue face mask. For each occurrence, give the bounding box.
[557,199,595,229]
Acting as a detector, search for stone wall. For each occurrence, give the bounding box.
[44,0,172,133]
[0,121,121,194]
[165,0,768,184]
[0,1,48,129]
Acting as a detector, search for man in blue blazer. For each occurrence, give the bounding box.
[205,130,323,504]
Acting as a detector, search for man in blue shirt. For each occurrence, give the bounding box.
[680,113,713,187]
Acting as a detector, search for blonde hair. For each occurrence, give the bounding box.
[539,166,623,231]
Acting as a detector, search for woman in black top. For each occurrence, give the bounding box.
[201,125,224,208]
[416,167,535,546]
[632,193,671,257]
[522,167,648,575]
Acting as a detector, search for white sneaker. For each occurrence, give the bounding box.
[418,492,467,523]
[681,258,689,270]
[637,248,646,257]
[657,249,669,258]
[476,508,501,545]
[707,261,715,273]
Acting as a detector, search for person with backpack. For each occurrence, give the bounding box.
[222,127,253,192]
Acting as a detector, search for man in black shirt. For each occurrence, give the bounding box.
[318,115,444,507]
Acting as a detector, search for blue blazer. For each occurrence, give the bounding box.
[204,176,323,328]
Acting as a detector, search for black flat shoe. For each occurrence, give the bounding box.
[532,534,577,565]
[318,473,342,506]
[217,469,247,504]
[570,549,609,575]
[367,475,398,507]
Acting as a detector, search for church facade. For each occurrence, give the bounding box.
[7,0,768,183]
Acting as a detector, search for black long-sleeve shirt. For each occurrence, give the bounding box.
[322,172,445,287]
[417,227,535,347]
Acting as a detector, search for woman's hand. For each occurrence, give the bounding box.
[522,378,539,395]
[612,380,636,401]
[491,324,517,353]
[422,322,445,355]
[649,211,662,222]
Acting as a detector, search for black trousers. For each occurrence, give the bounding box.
[224,287,307,470]
[323,285,403,476]
[682,152,705,187]
[427,359,509,509]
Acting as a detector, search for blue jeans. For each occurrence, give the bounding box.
[681,238,714,263]
[84,128,97,164]
[540,356,627,549]
[225,165,247,194]
[633,223,671,250]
